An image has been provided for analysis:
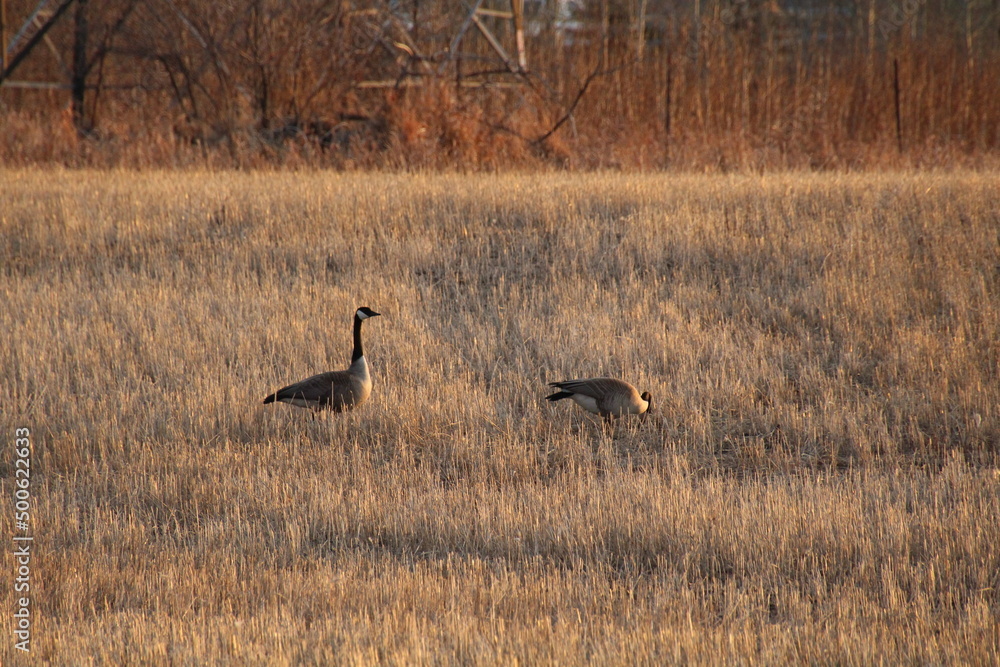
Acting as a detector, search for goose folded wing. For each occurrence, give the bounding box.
[275,371,344,402]
[550,378,622,399]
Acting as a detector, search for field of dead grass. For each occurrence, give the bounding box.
[1,169,999,664]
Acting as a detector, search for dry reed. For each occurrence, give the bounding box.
[1,169,998,663]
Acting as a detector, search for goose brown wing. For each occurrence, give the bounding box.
[274,370,350,403]
[550,378,631,400]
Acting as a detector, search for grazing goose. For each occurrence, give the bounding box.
[263,306,381,412]
[546,378,651,420]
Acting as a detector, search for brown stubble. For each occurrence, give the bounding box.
[1,169,998,663]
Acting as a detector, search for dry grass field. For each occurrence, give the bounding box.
[1,169,999,664]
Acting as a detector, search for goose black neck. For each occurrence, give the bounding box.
[352,314,364,362]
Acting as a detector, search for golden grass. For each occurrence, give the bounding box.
[1,169,998,663]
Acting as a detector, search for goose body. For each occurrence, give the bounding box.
[546,378,651,419]
[263,307,381,412]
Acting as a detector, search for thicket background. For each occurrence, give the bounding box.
[1,0,998,169]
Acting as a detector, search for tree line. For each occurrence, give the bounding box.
[1,0,997,169]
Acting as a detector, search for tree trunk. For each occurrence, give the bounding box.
[72,0,89,134]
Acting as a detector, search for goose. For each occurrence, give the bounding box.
[546,378,651,421]
[263,306,381,412]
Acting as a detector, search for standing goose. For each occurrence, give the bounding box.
[263,306,381,412]
[546,378,651,421]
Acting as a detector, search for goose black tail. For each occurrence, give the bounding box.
[262,393,277,404]
[546,391,574,402]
